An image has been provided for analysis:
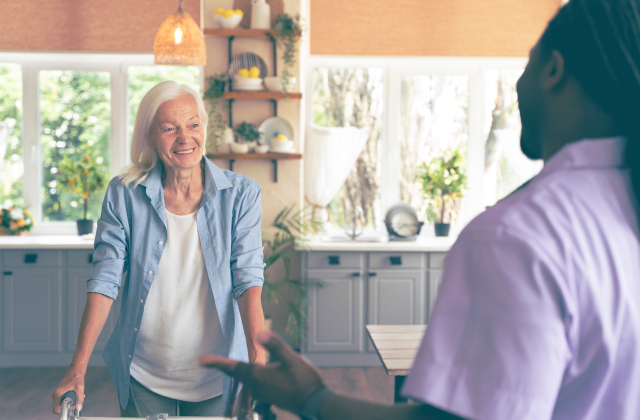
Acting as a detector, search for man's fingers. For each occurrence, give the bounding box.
[199,355,241,376]
[257,331,298,363]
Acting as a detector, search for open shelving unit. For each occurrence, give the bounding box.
[204,28,303,182]
[206,153,302,182]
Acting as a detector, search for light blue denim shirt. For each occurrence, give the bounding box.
[87,157,265,412]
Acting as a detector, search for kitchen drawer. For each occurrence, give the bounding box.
[306,252,364,269]
[368,252,425,269]
[67,250,95,267]
[429,253,447,269]
[3,250,62,268]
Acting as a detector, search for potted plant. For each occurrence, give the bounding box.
[203,73,228,154]
[274,13,303,94]
[235,121,262,145]
[0,206,34,236]
[418,147,467,237]
[58,148,108,235]
[262,204,323,349]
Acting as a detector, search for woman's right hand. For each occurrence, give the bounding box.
[51,366,86,414]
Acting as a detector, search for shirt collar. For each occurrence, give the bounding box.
[540,136,628,176]
[139,157,233,201]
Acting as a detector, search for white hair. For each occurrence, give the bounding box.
[119,81,208,187]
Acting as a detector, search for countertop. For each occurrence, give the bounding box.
[0,235,95,249]
[298,236,456,252]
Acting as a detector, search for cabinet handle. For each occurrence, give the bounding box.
[390,256,402,266]
[24,253,38,264]
[88,254,93,264]
[3,271,12,276]
[368,272,377,277]
[351,272,360,277]
[328,256,340,265]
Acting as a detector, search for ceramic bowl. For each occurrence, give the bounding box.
[234,76,263,91]
[270,139,294,152]
[215,13,242,29]
[264,77,297,92]
[230,142,250,154]
[254,144,270,153]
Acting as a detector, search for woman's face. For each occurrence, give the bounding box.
[148,94,205,173]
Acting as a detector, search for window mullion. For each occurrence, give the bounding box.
[466,70,485,222]
[21,65,41,223]
[380,65,400,223]
[111,65,128,177]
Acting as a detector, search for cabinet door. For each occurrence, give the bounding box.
[427,269,444,321]
[67,267,120,352]
[2,268,62,352]
[366,269,425,351]
[306,269,363,353]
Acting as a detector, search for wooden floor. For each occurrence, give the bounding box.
[0,367,394,419]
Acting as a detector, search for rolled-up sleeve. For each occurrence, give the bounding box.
[231,184,265,299]
[87,179,129,300]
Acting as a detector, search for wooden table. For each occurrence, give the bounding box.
[366,324,426,403]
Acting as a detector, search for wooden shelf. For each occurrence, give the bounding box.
[223,91,302,100]
[204,28,276,39]
[207,153,302,182]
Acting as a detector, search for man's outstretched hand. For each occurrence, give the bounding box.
[200,331,325,414]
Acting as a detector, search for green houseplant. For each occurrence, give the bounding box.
[274,13,303,94]
[262,204,322,349]
[418,147,467,237]
[203,74,228,154]
[57,147,108,235]
[235,121,261,144]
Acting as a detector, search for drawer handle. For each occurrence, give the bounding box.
[390,256,402,266]
[3,271,12,276]
[328,256,340,266]
[351,272,360,277]
[24,254,38,264]
[88,254,93,264]
[368,272,377,277]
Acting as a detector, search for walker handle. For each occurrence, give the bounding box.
[59,390,78,420]
[61,390,77,406]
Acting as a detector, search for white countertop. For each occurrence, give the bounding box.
[0,235,95,249]
[298,236,456,252]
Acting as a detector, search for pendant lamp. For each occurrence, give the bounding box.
[153,0,206,65]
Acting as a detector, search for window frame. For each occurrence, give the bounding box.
[0,52,203,234]
[306,55,529,230]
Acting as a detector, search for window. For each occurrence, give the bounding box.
[308,57,539,234]
[0,63,23,208]
[0,53,201,234]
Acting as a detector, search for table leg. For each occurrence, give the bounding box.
[394,376,407,403]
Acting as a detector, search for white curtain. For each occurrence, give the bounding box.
[0,121,10,170]
[304,124,371,222]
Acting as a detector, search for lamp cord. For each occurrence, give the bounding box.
[177,0,183,13]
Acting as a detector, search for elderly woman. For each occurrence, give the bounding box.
[52,81,266,417]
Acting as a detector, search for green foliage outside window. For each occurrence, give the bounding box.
[0,63,23,207]
[57,146,108,220]
[40,71,110,222]
[418,147,467,224]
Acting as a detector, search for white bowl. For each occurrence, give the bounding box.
[215,13,242,29]
[234,76,263,86]
[264,77,297,92]
[254,145,270,153]
[270,139,294,152]
[229,142,250,154]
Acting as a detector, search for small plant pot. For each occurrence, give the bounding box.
[76,219,94,236]
[434,223,451,237]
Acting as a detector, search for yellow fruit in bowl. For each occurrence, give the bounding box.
[237,68,249,77]
[276,134,288,141]
[215,8,224,15]
[234,9,244,16]
[248,67,260,78]
[223,9,234,18]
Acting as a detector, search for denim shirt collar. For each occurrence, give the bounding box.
[139,157,233,224]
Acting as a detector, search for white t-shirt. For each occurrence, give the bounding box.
[403,137,640,420]
[130,209,225,402]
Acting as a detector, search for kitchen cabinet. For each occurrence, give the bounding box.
[303,250,445,366]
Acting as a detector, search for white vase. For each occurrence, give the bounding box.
[220,127,234,153]
[251,0,271,29]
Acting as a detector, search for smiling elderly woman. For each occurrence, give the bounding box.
[52,81,266,417]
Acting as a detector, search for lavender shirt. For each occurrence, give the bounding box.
[402,137,640,420]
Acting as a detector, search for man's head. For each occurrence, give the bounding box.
[516,0,640,161]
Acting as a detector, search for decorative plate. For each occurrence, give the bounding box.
[384,203,424,239]
[228,52,268,80]
[258,117,294,146]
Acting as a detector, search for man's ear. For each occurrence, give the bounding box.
[541,50,566,91]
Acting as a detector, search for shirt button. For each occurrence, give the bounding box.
[128,354,131,358]
[158,241,163,245]
[134,328,137,332]
[140,299,143,304]
[148,270,153,275]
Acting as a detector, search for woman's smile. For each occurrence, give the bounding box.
[174,147,196,155]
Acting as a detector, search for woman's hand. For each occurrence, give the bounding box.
[51,365,86,414]
[200,331,325,414]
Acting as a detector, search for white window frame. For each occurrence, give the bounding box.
[306,55,529,230]
[0,52,203,235]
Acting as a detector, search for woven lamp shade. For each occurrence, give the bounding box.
[154,9,206,65]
